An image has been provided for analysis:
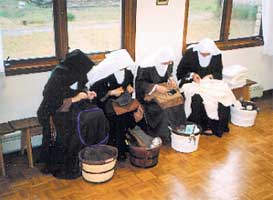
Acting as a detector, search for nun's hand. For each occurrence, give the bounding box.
[72,92,88,103]
[109,87,124,97]
[203,74,213,80]
[126,85,134,94]
[156,85,168,94]
[86,91,97,100]
[192,73,201,83]
[167,77,177,88]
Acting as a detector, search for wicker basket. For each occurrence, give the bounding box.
[79,145,118,183]
[129,144,161,168]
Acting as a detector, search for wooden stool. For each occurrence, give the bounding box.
[0,122,15,176]
[9,117,41,169]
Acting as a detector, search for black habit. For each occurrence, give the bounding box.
[176,48,230,137]
[37,49,109,179]
[90,69,140,159]
[136,64,186,139]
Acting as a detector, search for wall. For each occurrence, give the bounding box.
[0,72,50,123]
[135,0,185,68]
[0,27,4,73]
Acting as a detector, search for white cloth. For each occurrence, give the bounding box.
[140,47,175,76]
[188,38,221,67]
[182,79,236,120]
[70,82,78,90]
[86,49,135,87]
[262,0,273,55]
[223,65,248,89]
[114,70,125,84]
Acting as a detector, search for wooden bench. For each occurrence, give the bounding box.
[232,79,257,100]
[0,117,41,176]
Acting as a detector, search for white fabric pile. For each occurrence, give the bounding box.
[223,65,248,89]
[182,79,237,120]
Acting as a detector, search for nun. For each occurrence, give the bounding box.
[37,49,109,179]
[135,47,186,141]
[88,49,145,161]
[176,38,230,137]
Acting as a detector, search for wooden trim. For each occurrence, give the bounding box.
[182,0,189,54]
[216,36,263,50]
[5,52,108,76]
[220,0,233,41]
[123,0,137,60]
[53,0,68,60]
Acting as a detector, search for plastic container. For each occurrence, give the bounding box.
[170,123,201,153]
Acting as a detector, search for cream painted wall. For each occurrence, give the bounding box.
[0,72,50,123]
[135,0,273,90]
[135,0,185,67]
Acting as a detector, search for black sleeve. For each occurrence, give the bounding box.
[90,78,109,102]
[176,49,195,86]
[123,69,134,88]
[212,54,223,80]
[135,67,155,100]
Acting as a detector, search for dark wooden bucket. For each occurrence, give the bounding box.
[129,144,161,168]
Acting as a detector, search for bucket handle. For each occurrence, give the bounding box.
[188,125,196,144]
[77,107,109,147]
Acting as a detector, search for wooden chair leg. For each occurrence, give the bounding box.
[0,137,6,176]
[20,130,27,155]
[25,128,34,168]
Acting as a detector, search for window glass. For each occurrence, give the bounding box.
[67,0,122,53]
[187,0,223,43]
[0,0,55,60]
[229,0,262,39]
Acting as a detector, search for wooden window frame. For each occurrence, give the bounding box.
[182,0,263,54]
[4,0,137,76]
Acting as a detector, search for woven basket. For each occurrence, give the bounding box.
[79,145,118,183]
[129,144,161,168]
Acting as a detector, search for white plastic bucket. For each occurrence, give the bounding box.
[170,124,201,153]
[231,106,257,127]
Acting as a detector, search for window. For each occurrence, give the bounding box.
[0,0,55,59]
[1,0,136,76]
[66,0,122,53]
[183,0,263,52]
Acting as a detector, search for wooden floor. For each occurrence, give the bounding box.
[0,97,272,200]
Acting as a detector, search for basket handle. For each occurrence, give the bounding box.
[77,107,109,147]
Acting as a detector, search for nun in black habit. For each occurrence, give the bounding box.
[37,49,109,179]
[88,49,145,161]
[135,47,186,140]
[176,38,230,137]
